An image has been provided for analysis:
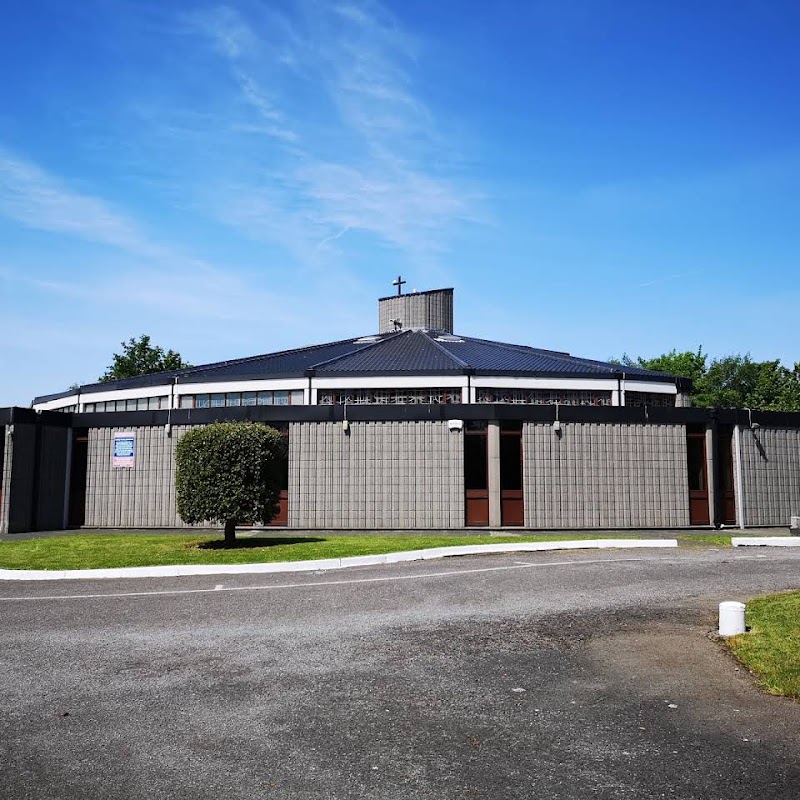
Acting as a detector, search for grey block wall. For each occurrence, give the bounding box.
[289,421,464,528]
[739,426,800,527]
[523,423,689,528]
[84,425,198,528]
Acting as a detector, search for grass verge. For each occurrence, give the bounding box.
[0,532,640,571]
[676,534,732,548]
[727,591,800,700]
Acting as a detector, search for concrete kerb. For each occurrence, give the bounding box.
[0,539,679,582]
[732,537,800,547]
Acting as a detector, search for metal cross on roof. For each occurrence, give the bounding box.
[392,275,406,296]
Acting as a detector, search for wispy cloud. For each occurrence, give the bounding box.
[0,1,482,403]
[0,147,161,256]
[0,145,312,325]
[179,1,478,259]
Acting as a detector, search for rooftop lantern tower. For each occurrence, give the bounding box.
[378,277,454,333]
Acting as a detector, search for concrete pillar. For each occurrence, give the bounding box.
[488,420,501,528]
[732,424,746,529]
[705,424,716,527]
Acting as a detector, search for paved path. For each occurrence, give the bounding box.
[2,548,799,799]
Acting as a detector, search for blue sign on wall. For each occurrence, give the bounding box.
[113,432,136,467]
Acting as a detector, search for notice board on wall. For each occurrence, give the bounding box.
[112,432,136,468]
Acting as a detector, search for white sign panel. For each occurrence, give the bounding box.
[113,432,136,468]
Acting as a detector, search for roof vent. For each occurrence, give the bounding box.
[435,335,464,343]
[354,335,382,344]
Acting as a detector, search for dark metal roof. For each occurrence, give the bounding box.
[34,328,682,403]
[439,335,675,379]
[315,330,463,374]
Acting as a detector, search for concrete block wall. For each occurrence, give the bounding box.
[739,426,800,526]
[289,420,464,528]
[523,422,689,528]
[84,425,198,528]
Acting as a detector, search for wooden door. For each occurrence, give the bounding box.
[686,431,710,525]
[268,428,289,526]
[500,423,524,526]
[465,423,489,526]
[270,490,289,526]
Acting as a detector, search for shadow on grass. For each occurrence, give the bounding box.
[198,537,326,550]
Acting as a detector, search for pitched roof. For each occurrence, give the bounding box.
[36,328,679,402]
[315,330,464,374]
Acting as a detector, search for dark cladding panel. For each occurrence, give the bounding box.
[35,426,70,531]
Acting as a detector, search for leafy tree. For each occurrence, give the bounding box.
[695,356,800,411]
[614,348,800,411]
[175,422,288,546]
[99,335,191,382]
[615,348,707,383]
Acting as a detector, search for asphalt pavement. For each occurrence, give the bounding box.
[1,547,799,799]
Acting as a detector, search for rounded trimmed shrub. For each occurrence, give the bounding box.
[175,422,288,545]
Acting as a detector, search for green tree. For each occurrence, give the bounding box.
[612,348,800,410]
[695,356,800,411]
[615,348,707,383]
[99,335,191,382]
[175,422,288,546]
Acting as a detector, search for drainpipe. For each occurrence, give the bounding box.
[166,376,177,437]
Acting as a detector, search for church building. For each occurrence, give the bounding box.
[2,286,798,534]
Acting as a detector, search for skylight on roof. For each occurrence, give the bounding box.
[435,335,464,343]
[354,336,381,343]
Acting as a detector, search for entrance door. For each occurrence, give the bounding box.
[465,422,489,526]
[718,425,737,525]
[269,427,289,526]
[68,431,88,528]
[686,427,710,525]
[500,422,524,526]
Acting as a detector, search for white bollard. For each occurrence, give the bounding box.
[719,601,746,637]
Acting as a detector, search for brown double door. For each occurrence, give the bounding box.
[686,425,737,527]
[500,422,524,526]
[268,428,290,526]
[464,421,524,527]
[686,429,710,525]
[465,422,489,526]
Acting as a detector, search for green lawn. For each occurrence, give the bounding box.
[676,534,732,547]
[727,592,800,700]
[0,532,640,571]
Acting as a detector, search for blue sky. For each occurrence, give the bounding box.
[1,0,798,405]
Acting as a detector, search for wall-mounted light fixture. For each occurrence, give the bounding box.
[552,403,562,437]
[342,401,350,434]
[745,407,760,430]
